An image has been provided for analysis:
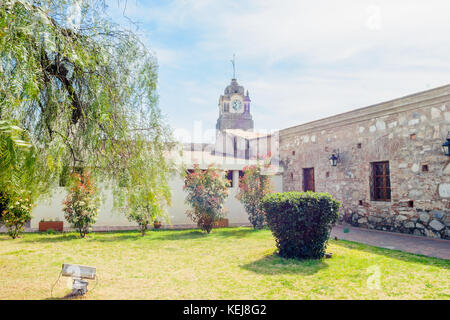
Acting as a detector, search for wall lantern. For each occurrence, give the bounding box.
[442,131,450,156]
[329,150,340,166]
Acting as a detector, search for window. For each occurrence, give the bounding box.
[371,161,391,201]
[421,164,429,172]
[227,170,234,188]
[302,168,315,192]
[357,143,362,149]
[245,140,250,160]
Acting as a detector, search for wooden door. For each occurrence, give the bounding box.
[303,168,315,192]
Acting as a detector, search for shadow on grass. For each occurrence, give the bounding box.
[333,239,450,269]
[145,227,258,241]
[213,228,264,239]
[152,229,208,241]
[44,293,87,300]
[14,227,263,243]
[22,234,81,243]
[22,232,142,243]
[241,252,329,275]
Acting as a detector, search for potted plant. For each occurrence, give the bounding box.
[39,218,64,232]
[153,220,162,229]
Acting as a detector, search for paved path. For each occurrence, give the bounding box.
[331,225,450,260]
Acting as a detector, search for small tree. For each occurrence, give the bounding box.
[236,163,274,229]
[2,192,33,239]
[63,172,99,238]
[124,188,169,236]
[184,164,229,233]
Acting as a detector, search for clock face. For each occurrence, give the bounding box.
[231,99,243,113]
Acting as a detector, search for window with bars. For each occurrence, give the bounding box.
[371,161,391,201]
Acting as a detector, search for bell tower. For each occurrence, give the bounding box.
[216,78,254,132]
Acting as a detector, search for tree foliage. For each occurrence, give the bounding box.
[2,192,33,238]
[0,120,54,200]
[121,156,174,236]
[62,171,99,237]
[236,161,274,229]
[0,0,176,217]
[184,165,229,234]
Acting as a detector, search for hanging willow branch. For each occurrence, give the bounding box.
[0,0,178,211]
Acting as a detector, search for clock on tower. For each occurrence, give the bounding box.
[216,78,254,131]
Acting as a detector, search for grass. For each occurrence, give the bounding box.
[0,227,448,300]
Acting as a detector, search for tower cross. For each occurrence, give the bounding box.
[230,54,236,79]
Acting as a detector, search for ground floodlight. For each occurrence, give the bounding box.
[61,263,96,296]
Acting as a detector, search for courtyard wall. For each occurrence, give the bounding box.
[22,167,282,231]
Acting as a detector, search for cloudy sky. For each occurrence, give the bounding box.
[104,0,450,142]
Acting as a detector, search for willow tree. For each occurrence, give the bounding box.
[0,0,177,226]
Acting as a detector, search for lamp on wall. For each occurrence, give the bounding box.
[442,132,450,156]
[329,150,340,166]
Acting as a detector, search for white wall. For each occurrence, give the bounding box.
[29,172,283,230]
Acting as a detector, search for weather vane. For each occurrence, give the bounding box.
[230,53,236,79]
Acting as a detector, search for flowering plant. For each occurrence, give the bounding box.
[184,164,229,233]
[236,160,274,229]
[2,192,33,239]
[62,172,99,238]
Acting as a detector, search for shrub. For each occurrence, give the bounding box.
[62,172,99,238]
[46,229,56,235]
[184,164,229,233]
[0,191,10,225]
[236,163,273,229]
[2,193,33,239]
[125,195,165,236]
[261,191,340,260]
[122,179,171,236]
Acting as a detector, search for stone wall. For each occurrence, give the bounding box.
[279,85,450,239]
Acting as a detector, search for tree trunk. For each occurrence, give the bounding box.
[140,225,147,236]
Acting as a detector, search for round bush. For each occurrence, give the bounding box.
[261,191,340,260]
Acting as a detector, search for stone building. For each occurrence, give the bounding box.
[279,84,450,239]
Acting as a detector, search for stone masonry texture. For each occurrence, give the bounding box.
[279,85,450,239]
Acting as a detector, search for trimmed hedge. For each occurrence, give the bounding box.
[261,191,340,260]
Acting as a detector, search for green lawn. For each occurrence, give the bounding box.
[0,227,448,299]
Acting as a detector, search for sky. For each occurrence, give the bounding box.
[103,0,450,143]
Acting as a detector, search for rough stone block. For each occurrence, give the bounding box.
[438,184,450,198]
[432,210,445,219]
[429,219,445,231]
[404,221,415,229]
